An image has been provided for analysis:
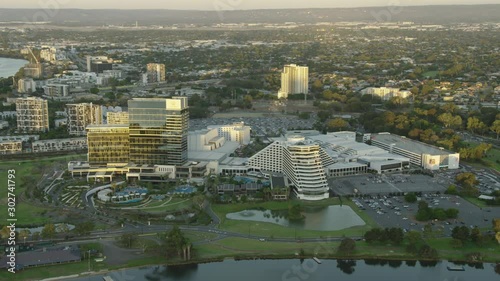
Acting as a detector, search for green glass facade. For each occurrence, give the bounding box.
[128,98,188,166]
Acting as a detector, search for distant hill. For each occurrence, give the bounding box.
[0,5,499,26]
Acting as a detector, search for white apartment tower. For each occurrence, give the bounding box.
[278,64,309,99]
[67,103,103,136]
[16,97,49,133]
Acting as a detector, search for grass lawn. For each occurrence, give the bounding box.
[462,197,490,208]
[426,237,500,261]
[213,198,379,238]
[483,147,500,171]
[422,71,439,78]
[141,198,193,212]
[0,154,86,225]
[463,144,500,171]
[0,262,89,281]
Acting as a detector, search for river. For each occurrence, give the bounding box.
[65,259,498,281]
[0,57,28,78]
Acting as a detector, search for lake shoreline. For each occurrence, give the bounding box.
[43,255,497,281]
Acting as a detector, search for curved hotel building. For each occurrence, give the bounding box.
[248,135,329,200]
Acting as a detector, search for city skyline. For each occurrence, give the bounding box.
[2,0,499,10]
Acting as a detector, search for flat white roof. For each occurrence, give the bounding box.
[372,133,455,156]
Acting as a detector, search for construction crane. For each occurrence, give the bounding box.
[27,46,39,64]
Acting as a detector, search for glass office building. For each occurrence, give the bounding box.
[128,97,189,166]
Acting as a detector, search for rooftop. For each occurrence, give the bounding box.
[372,133,455,156]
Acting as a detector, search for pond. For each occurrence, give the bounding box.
[225,205,365,231]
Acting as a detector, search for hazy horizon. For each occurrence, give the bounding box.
[2,0,500,10]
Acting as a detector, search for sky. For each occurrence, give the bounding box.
[2,0,500,10]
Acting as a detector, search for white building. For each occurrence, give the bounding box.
[248,135,329,200]
[17,78,37,93]
[16,97,49,133]
[67,103,103,136]
[188,128,226,151]
[360,87,412,101]
[278,64,309,99]
[207,122,251,145]
[43,84,69,97]
[106,111,129,125]
[370,133,460,170]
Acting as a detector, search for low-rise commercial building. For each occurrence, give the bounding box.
[370,133,460,170]
[31,138,87,153]
[0,141,22,154]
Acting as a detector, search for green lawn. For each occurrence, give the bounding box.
[213,198,379,238]
[0,262,89,281]
[422,71,439,78]
[0,154,86,225]
[427,237,500,261]
[462,197,489,208]
[483,147,500,171]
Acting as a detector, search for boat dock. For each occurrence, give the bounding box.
[313,257,322,264]
[103,277,115,281]
[447,265,465,271]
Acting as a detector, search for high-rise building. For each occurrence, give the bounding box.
[144,63,166,83]
[17,78,37,93]
[23,63,43,79]
[16,97,49,133]
[128,97,189,166]
[107,111,129,125]
[67,103,103,136]
[87,125,129,165]
[248,135,329,200]
[86,56,113,73]
[278,64,309,99]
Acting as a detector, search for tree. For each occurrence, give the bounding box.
[386,228,404,245]
[451,226,470,242]
[445,208,459,219]
[493,218,500,233]
[56,223,70,234]
[338,238,356,255]
[470,227,482,245]
[119,233,138,248]
[455,172,479,189]
[423,224,433,238]
[19,229,31,242]
[90,87,100,95]
[404,193,417,203]
[0,226,10,239]
[491,120,500,140]
[467,117,487,134]
[336,259,356,274]
[418,245,438,259]
[41,223,56,239]
[327,118,349,131]
[162,225,192,260]
[74,221,95,236]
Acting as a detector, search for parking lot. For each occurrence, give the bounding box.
[330,174,447,196]
[189,116,316,137]
[352,194,498,236]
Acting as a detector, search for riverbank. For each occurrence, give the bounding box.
[2,236,498,281]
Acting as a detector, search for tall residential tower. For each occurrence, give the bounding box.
[278,64,309,99]
[16,97,49,133]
